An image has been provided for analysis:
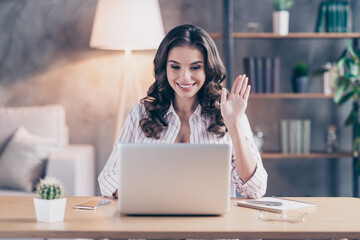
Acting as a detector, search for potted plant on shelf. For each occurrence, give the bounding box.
[292,61,309,93]
[33,176,66,222]
[270,0,294,36]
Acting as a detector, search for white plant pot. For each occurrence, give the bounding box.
[33,197,67,222]
[273,11,289,36]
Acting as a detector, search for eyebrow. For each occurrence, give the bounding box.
[168,60,204,65]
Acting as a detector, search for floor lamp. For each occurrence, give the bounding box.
[89,0,164,141]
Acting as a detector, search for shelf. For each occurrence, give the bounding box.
[249,93,333,99]
[209,32,360,39]
[261,152,352,159]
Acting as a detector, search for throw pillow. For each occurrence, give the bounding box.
[0,127,60,192]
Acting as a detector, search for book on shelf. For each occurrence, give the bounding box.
[303,120,311,154]
[256,57,264,93]
[243,57,256,93]
[343,1,350,32]
[327,1,333,32]
[289,120,296,154]
[280,119,311,154]
[295,120,302,154]
[264,57,272,93]
[243,56,280,93]
[280,120,289,154]
[272,56,280,93]
[316,1,349,33]
[315,1,327,32]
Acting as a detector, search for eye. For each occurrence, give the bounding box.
[170,65,180,70]
[191,65,202,70]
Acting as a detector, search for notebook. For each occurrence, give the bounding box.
[117,143,231,215]
[75,200,111,210]
[237,197,317,213]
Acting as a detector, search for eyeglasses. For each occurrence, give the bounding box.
[259,211,307,223]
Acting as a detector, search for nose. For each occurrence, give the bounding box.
[180,68,191,81]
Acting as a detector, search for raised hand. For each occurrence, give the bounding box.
[220,74,251,128]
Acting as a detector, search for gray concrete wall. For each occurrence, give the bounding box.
[0,0,357,196]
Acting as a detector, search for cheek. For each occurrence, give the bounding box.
[166,69,176,81]
[195,70,206,81]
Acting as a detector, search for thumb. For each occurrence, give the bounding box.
[221,88,227,104]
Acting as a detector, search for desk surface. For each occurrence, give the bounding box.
[0,196,359,239]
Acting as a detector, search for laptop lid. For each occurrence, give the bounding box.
[118,143,231,215]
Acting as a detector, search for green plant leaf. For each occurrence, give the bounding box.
[310,67,328,77]
[344,58,355,67]
[334,86,344,103]
[336,49,347,68]
[338,90,355,105]
[293,61,308,77]
[270,0,294,10]
[356,125,360,138]
[353,137,360,160]
[356,49,360,59]
[356,158,360,175]
[343,72,358,79]
[334,79,349,103]
[354,137,359,151]
[285,0,294,9]
[339,76,351,91]
[345,39,357,59]
[345,109,358,126]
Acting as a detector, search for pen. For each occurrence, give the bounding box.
[246,200,283,206]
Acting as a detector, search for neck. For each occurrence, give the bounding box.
[173,96,199,118]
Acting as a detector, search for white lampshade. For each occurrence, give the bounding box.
[90,0,165,51]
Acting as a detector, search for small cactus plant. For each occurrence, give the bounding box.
[36,176,64,200]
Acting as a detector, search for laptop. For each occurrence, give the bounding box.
[117,143,231,215]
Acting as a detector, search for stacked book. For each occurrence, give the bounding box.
[280,119,311,154]
[315,0,350,33]
[243,56,280,93]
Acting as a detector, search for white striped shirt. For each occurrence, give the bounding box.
[98,103,267,198]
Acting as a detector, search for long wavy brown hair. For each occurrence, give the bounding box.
[140,24,227,139]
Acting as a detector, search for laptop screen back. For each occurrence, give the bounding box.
[118,143,231,215]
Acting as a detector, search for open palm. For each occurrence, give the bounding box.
[220,74,251,127]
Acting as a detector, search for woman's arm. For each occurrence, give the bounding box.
[221,74,267,198]
[98,104,140,198]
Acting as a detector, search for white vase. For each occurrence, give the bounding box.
[273,11,289,36]
[33,197,67,222]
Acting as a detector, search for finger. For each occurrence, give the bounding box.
[231,75,242,94]
[240,77,249,96]
[235,74,246,95]
[244,85,251,101]
[221,87,227,104]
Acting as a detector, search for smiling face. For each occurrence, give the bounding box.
[166,45,206,105]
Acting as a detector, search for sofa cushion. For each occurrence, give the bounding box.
[0,127,60,192]
[0,189,37,196]
[0,105,68,155]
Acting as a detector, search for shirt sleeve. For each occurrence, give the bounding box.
[98,104,140,198]
[230,114,268,199]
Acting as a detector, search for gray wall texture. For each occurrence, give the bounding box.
[0,0,358,197]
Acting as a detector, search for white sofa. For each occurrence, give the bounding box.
[0,105,95,196]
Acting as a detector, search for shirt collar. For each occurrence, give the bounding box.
[165,102,206,120]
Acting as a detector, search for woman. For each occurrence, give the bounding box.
[99,24,267,199]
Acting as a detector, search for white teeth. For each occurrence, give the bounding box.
[178,83,195,88]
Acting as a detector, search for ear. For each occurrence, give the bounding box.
[221,88,227,104]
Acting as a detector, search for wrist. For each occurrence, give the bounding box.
[225,121,242,132]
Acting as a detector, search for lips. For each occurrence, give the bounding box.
[176,82,196,90]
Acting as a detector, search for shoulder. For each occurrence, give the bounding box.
[128,103,147,119]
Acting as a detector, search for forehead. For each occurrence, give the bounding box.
[167,45,204,63]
